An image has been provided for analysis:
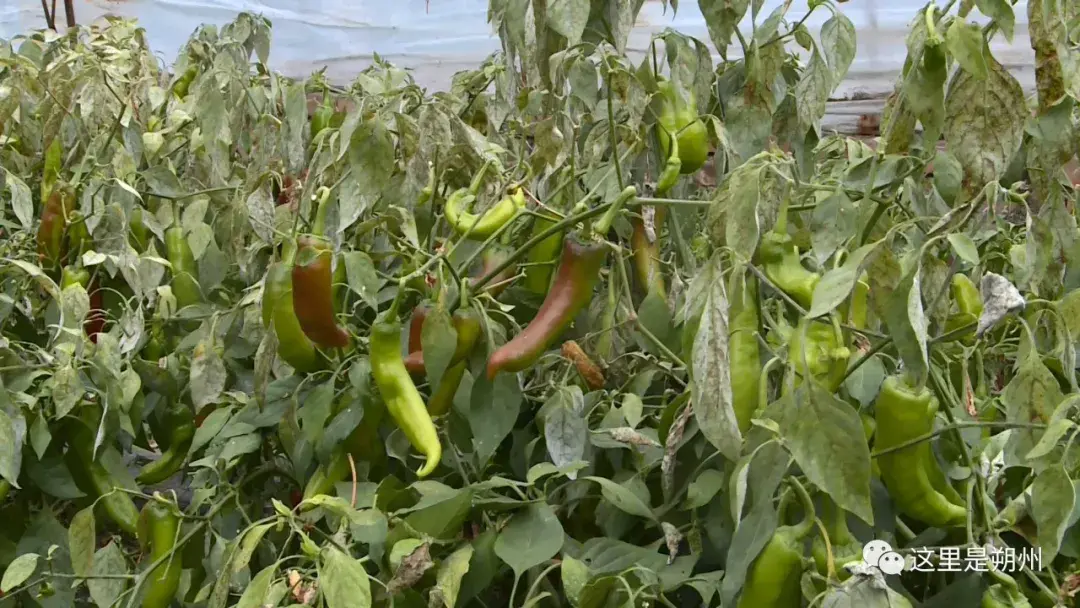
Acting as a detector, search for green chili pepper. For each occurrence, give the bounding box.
[874,375,967,527]
[788,318,851,393]
[311,91,333,140]
[137,494,182,608]
[165,212,203,309]
[811,495,862,581]
[136,404,194,485]
[370,315,441,478]
[292,189,351,349]
[445,187,526,240]
[945,273,982,343]
[656,77,709,175]
[130,206,151,252]
[37,187,74,269]
[729,269,762,432]
[630,205,668,298]
[655,132,682,194]
[64,417,140,536]
[263,239,322,372]
[737,479,816,607]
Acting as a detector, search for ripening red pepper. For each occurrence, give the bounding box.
[403,307,482,376]
[37,187,73,269]
[487,233,607,379]
[292,188,351,349]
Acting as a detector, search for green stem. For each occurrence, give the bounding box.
[592,186,637,237]
[311,186,332,237]
[870,421,1047,458]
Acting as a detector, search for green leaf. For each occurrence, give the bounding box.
[561,555,590,606]
[432,543,473,608]
[1,552,38,592]
[1002,328,1063,462]
[494,503,564,577]
[68,507,96,578]
[319,546,372,608]
[1032,464,1075,562]
[690,256,741,461]
[190,339,227,409]
[944,55,1028,188]
[821,13,856,88]
[235,564,276,608]
[698,0,751,59]
[51,364,83,419]
[880,264,929,386]
[87,541,127,608]
[684,469,725,510]
[421,306,458,394]
[465,371,522,467]
[947,233,981,265]
[775,384,874,525]
[544,387,587,478]
[548,0,590,46]
[341,251,383,310]
[720,502,777,606]
[232,522,275,575]
[0,408,21,488]
[945,20,989,80]
[795,47,831,127]
[808,242,880,318]
[810,190,857,264]
[975,0,1014,40]
[585,476,656,521]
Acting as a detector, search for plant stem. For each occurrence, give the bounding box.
[870,421,1046,458]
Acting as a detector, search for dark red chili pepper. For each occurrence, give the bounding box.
[487,233,607,379]
[37,187,73,269]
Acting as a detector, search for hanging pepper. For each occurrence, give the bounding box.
[945,273,982,343]
[403,307,482,376]
[445,187,526,241]
[787,318,851,393]
[407,304,431,355]
[310,90,334,141]
[758,205,819,309]
[136,404,195,485]
[427,361,468,417]
[64,417,140,535]
[630,205,668,298]
[737,479,816,607]
[292,188,351,349]
[655,77,709,175]
[165,210,202,309]
[486,187,634,378]
[173,66,197,100]
[655,134,682,194]
[130,206,151,252]
[67,211,92,260]
[303,397,387,500]
[811,495,862,581]
[874,375,967,527]
[370,314,442,477]
[263,239,322,372]
[524,176,571,295]
[137,495,182,608]
[487,234,607,378]
[729,269,762,433]
[37,187,74,269]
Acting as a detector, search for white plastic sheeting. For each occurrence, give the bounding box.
[2,0,1036,95]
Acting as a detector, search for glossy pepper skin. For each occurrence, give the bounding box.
[64,418,140,536]
[403,307,482,376]
[263,240,322,372]
[37,188,73,269]
[445,187,526,240]
[874,375,967,527]
[729,270,761,433]
[137,496,182,608]
[165,218,202,309]
[487,233,607,379]
[292,191,351,349]
[370,316,441,477]
[737,482,815,608]
[655,77,709,175]
[136,404,194,485]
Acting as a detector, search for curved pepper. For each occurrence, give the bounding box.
[165,214,202,309]
[811,495,861,581]
[759,230,820,310]
[945,273,982,343]
[524,208,565,295]
[37,187,73,269]
[263,240,322,372]
[656,77,709,175]
[737,480,815,607]
[630,205,668,298]
[655,134,682,194]
[64,418,140,535]
[445,187,526,240]
[788,319,850,393]
[874,375,967,527]
[137,495,182,608]
[310,92,333,141]
[292,190,351,349]
[303,398,387,500]
[428,361,467,417]
[729,270,762,432]
[173,66,197,100]
[487,232,607,379]
[370,315,442,477]
[136,404,194,485]
[403,307,482,377]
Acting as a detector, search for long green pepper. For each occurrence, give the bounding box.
[737,480,816,608]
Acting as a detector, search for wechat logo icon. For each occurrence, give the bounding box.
[861,540,905,576]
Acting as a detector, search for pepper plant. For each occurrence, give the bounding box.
[0,1,1078,607]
